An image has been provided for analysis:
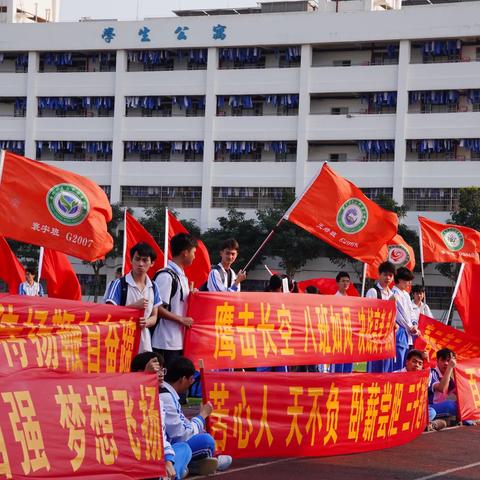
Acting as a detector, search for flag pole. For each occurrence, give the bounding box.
[37,246,44,296]
[242,218,284,272]
[122,208,127,275]
[361,263,367,297]
[445,263,465,325]
[164,207,169,268]
[417,216,426,288]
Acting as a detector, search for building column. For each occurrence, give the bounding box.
[392,40,411,205]
[200,47,218,231]
[24,51,38,159]
[294,44,312,193]
[109,49,126,204]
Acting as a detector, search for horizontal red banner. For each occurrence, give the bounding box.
[204,370,429,458]
[0,294,141,373]
[416,314,480,362]
[455,358,480,421]
[185,292,396,369]
[0,368,164,479]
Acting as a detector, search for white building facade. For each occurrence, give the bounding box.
[0,0,479,308]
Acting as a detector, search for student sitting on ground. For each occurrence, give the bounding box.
[131,351,192,480]
[161,356,233,475]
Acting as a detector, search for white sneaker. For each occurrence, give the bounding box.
[216,455,233,472]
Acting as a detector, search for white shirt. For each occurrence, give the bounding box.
[412,301,433,322]
[392,285,416,345]
[207,263,239,292]
[104,272,161,353]
[365,282,393,300]
[18,281,44,296]
[152,261,190,351]
[335,290,347,296]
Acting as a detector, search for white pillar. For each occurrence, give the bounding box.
[24,51,38,159]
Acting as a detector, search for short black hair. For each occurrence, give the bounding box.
[130,242,157,262]
[171,233,198,257]
[411,285,425,295]
[305,285,319,294]
[395,267,414,283]
[378,261,396,275]
[164,356,195,384]
[406,349,424,362]
[266,274,283,292]
[115,267,122,275]
[221,238,239,252]
[436,348,455,361]
[130,351,165,372]
[336,271,350,282]
[25,268,36,276]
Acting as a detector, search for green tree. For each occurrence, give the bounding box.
[255,191,325,277]
[202,209,263,270]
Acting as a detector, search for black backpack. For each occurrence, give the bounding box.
[198,264,232,291]
[152,267,183,311]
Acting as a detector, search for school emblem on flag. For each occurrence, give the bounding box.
[441,227,464,251]
[336,198,368,234]
[388,244,410,267]
[46,183,90,226]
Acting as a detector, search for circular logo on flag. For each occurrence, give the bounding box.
[388,244,410,267]
[336,198,368,234]
[46,184,90,226]
[441,227,464,251]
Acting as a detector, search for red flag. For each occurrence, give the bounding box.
[167,211,211,288]
[124,211,164,278]
[366,233,416,279]
[454,263,480,337]
[40,247,82,300]
[0,236,25,293]
[283,163,398,262]
[0,151,112,261]
[297,277,360,296]
[418,216,480,263]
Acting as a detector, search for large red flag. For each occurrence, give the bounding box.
[297,277,360,296]
[124,211,164,278]
[40,247,82,300]
[366,233,416,279]
[454,263,480,337]
[283,163,398,262]
[418,216,480,263]
[0,236,25,293]
[0,151,112,261]
[167,210,211,288]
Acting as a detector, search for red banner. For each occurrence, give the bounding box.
[0,294,141,373]
[204,370,428,458]
[455,358,480,421]
[416,314,480,362]
[0,368,164,479]
[454,262,480,337]
[185,292,396,369]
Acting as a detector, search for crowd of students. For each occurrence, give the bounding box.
[17,235,472,478]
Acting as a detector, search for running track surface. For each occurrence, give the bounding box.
[193,426,480,479]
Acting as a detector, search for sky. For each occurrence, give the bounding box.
[59,0,259,21]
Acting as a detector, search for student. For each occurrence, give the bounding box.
[18,268,44,296]
[102,267,122,303]
[365,261,396,373]
[104,242,161,353]
[395,349,447,432]
[131,351,192,480]
[392,267,419,371]
[152,233,196,368]
[411,284,433,321]
[265,274,283,292]
[331,271,353,374]
[161,356,233,475]
[429,348,458,420]
[207,238,246,292]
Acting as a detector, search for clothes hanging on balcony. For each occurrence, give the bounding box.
[460,138,480,153]
[414,139,456,153]
[227,96,254,108]
[467,90,480,104]
[219,47,264,63]
[14,98,26,111]
[409,90,459,105]
[266,94,299,107]
[43,52,73,66]
[15,54,28,68]
[127,50,173,65]
[38,97,114,111]
[360,92,397,107]
[358,140,395,157]
[36,141,112,155]
[422,40,461,56]
[0,140,24,154]
[124,141,203,154]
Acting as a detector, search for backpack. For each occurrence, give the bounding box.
[373,285,383,300]
[198,264,232,291]
[152,268,183,311]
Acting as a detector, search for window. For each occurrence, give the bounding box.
[331,107,348,115]
[333,60,351,67]
[329,153,347,162]
[0,6,7,13]
[403,188,460,211]
[121,186,201,208]
[362,188,393,202]
[211,187,294,209]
